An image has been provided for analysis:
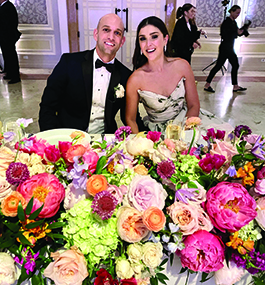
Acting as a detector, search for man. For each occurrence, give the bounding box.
[39,13,145,134]
[0,0,21,84]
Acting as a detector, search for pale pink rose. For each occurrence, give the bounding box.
[0,176,13,201]
[64,183,89,210]
[117,206,150,243]
[214,261,245,285]
[0,146,15,176]
[256,197,265,230]
[254,179,265,195]
[82,150,99,175]
[197,207,214,232]
[167,201,200,235]
[210,140,238,164]
[44,246,88,285]
[106,184,124,204]
[185,117,201,129]
[164,139,176,152]
[17,173,65,218]
[127,175,167,212]
[126,136,154,157]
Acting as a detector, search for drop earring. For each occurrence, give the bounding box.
[164,45,167,52]
[140,49,142,55]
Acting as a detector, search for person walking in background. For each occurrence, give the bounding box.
[0,0,21,84]
[204,5,248,93]
[170,3,205,64]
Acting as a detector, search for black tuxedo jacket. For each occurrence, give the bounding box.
[0,0,21,44]
[170,17,200,62]
[39,49,145,133]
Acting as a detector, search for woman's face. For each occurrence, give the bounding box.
[230,8,241,20]
[138,25,168,60]
[184,7,196,20]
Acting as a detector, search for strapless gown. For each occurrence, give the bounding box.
[138,77,231,135]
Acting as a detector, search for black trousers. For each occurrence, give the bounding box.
[0,40,20,79]
[206,43,239,85]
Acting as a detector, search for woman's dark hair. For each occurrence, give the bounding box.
[132,16,171,70]
[176,3,195,19]
[228,5,241,13]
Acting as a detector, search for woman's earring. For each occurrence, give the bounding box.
[140,49,143,55]
[164,45,167,52]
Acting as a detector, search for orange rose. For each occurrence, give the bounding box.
[143,206,166,232]
[70,131,85,140]
[1,191,27,217]
[86,175,108,196]
[65,144,86,163]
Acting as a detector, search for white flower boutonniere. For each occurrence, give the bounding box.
[114,83,125,99]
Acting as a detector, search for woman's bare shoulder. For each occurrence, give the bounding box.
[127,67,146,84]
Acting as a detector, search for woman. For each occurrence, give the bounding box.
[125,16,200,134]
[204,5,247,93]
[170,4,204,64]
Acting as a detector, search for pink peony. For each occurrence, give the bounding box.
[44,246,88,285]
[255,196,265,230]
[127,175,167,212]
[58,141,72,161]
[82,150,99,175]
[179,230,225,273]
[29,137,50,158]
[44,145,61,163]
[210,140,238,164]
[254,179,265,195]
[146,131,161,142]
[205,182,257,232]
[17,173,65,218]
[214,261,245,285]
[199,153,226,173]
[117,206,150,243]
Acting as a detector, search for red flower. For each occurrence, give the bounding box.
[44,145,61,163]
[121,277,137,285]
[94,269,118,285]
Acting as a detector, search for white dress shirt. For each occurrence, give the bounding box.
[87,50,114,134]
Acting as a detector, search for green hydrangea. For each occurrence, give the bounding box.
[107,168,135,187]
[238,220,262,241]
[174,154,200,181]
[61,199,120,266]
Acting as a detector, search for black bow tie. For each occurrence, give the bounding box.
[95,59,114,73]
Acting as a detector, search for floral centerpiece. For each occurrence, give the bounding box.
[0,119,265,285]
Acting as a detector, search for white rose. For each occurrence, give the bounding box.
[29,153,43,165]
[29,163,47,176]
[131,262,143,275]
[0,252,19,285]
[127,243,142,263]
[142,242,163,268]
[116,258,134,279]
[17,152,30,165]
[126,136,154,157]
[115,84,125,98]
[0,176,13,202]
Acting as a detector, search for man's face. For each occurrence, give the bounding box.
[94,14,126,61]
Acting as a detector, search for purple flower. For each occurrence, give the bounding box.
[198,153,226,173]
[24,251,39,275]
[114,126,132,141]
[91,190,118,220]
[6,162,30,185]
[3,131,16,142]
[157,160,175,179]
[251,136,265,160]
[146,131,161,142]
[234,125,252,139]
[225,165,237,177]
[257,166,265,179]
[231,252,247,268]
[69,156,88,189]
[174,188,196,204]
[16,118,33,128]
[228,132,235,141]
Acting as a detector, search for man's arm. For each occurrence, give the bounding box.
[39,54,69,131]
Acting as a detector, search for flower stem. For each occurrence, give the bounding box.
[187,127,196,155]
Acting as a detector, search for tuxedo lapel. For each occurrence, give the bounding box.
[104,60,122,121]
[82,50,94,119]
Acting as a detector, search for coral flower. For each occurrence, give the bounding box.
[86,174,108,196]
[17,173,65,218]
[143,206,166,232]
[1,191,27,217]
[65,144,86,163]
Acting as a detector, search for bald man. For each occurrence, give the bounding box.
[39,13,145,133]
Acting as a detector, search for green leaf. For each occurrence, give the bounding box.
[32,274,40,285]
[0,237,16,248]
[150,277,158,285]
[25,219,45,229]
[244,154,256,160]
[159,258,168,267]
[187,181,198,188]
[28,204,44,220]
[17,201,25,222]
[46,233,68,240]
[156,273,169,281]
[17,232,32,245]
[4,221,20,232]
[47,221,66,229]
[25,197,34,215]
[95,156,107,174]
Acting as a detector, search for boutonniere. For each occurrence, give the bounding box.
[114,83,125,99]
